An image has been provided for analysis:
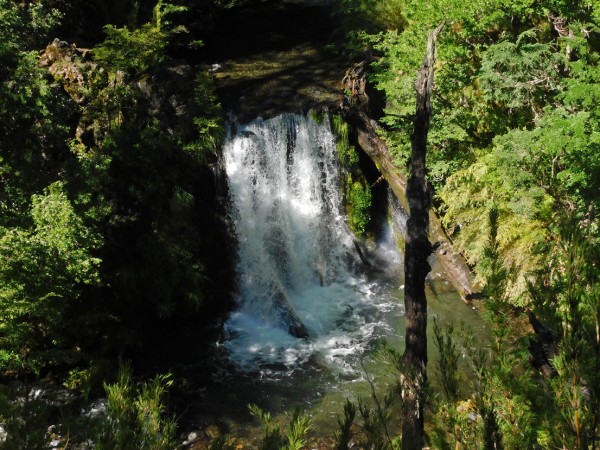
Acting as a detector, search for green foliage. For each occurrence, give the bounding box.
[0,44,72,229]
[93,1,187,74]
[479,29,565,119]
[431,217,600,448]
[0,0,598,446]
[331,115,372,236]
[529,226,600,448]
[0,0,225,394]
[95,365,177,450]
[187,71,225,158]
[64,367,95,401]
[308,109,326,125]
[438,140,552,302]
[0,182,101,373]
[480,206,512,350]
[94,23,167,74]
[64,0,226,351]
[332,115,359,168]
[349,0,600,306]
[333,399,357,450]
[357,388,399,450]
[284,409,312,450]
[338,353,403,450]
[347,179,372,236]
[431,324,539,449]
[430,219,539,448]
[151,0,188,33]
[432,318,460,401]
[0,0,61,67]
[249,404,311,450]
[249,404,282,450]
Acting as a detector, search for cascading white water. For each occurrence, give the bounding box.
[223,113,402,375]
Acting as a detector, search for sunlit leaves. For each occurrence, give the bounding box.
[187,72,224,158]
[94,24,167,74]
[0,0,61,73]
[439,130,555,302]
[0,183,100,373]
[96,365,177,449]
[93,1,192,75]
[0,3,72,228]
[345,0,600,307]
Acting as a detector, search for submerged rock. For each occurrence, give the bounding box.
[273,290,309,338]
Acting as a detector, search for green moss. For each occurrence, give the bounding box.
[331,114,371,235]
[332,114,359,168]
[347,177,372,236]
[308,109,325,125]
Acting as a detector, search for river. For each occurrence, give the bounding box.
[188,2,486,444]
[183,113,486,445]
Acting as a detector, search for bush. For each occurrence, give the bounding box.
[95,366,177,450]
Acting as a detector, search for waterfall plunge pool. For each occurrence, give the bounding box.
[194,113,486,442]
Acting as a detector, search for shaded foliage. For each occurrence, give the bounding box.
[0,0,227,380]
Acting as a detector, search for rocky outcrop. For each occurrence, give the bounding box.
[39,38,97,105]
[40,39,198,149]
[273,290,309,338]
[39,39,104,147]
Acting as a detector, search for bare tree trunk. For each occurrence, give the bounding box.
[401,23,443,450]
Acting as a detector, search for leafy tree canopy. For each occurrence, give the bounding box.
[346,0,600,300]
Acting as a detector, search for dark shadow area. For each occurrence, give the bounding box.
[214,45,345,121]
[197,1,337,61]
[197,0,346,121]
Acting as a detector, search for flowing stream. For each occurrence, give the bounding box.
[216,113,485,438]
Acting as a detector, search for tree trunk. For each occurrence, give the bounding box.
[401,23,443,450]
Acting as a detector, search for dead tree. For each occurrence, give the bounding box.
[401,23,443,450]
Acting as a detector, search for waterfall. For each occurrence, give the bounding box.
[223,113,401,374]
